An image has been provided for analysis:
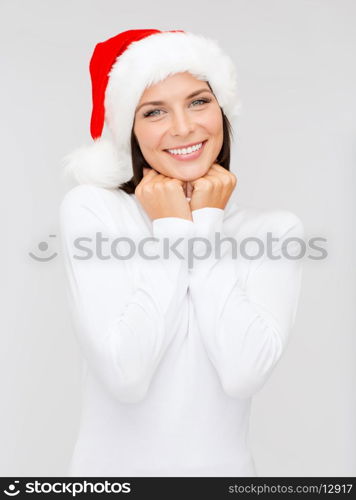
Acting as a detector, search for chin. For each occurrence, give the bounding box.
[184,172,208,182]
[171,164,211,181]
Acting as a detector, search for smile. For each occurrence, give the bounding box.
[164,140,207,161]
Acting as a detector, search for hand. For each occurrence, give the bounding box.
[135,167,192,221]
[189,163,237,211]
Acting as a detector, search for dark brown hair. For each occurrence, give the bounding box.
[118,82,234,195]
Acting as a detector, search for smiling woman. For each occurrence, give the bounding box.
[60,28,305,478]
[123,77,233,196]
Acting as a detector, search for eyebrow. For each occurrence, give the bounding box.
[135,88,213,114]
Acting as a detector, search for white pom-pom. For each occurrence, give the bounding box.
[61,137,133,189]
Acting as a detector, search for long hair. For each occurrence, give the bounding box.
[118,82,234,195]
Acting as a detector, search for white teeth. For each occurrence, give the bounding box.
[167,142,203,155]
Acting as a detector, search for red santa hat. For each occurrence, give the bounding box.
[62,29,241,189]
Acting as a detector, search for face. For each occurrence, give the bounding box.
[133,71,224,181]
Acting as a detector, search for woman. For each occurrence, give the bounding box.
[60,29,304,477]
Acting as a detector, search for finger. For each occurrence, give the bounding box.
[160,172,184,183]
[150,171,170,182]
[149,173,178,190]
[210,164,237,182]
[204,171,234,189]
[142,169,188,193]
[142,167,157,177]
[210,163,226,172]
[208,165,230,178]
[139,167,159,187]
[190,177,207,188]
[207,164,232,181]
[208,164,227,175]
[161,176,186,189]
[189,177,215,192]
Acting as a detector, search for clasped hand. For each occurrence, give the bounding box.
[134,164,237,221]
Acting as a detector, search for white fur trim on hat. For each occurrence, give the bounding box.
[62,31,241,189]
[61,137,132,188]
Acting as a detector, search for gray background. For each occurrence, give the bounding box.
[1,0,355,476]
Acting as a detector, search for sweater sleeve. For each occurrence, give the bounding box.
[59,186,195,404]
[189,206,305,399]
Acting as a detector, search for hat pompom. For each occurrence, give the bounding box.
[61,137,133,189]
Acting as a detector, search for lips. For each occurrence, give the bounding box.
[164,140,206,152]
[164,140,207,162]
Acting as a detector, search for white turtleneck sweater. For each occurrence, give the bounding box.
[59,184,304,477]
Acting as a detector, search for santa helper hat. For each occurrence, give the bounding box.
[62,29,241,189]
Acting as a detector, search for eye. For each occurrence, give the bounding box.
[143,109,163,118]
[191,98,211,106]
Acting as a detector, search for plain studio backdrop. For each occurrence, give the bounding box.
[1,0,355,476]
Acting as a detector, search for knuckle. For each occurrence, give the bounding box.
[222,177,230,187]
[211,176,223,187]
[226,171,236,184]
[166,179,180,190]
[153,182,164,193]
[198,178,212,188]
[142,183,153,195]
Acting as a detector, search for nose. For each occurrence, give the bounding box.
[169,109,195,136]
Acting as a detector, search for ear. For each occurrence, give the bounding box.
[60,137,133,188]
